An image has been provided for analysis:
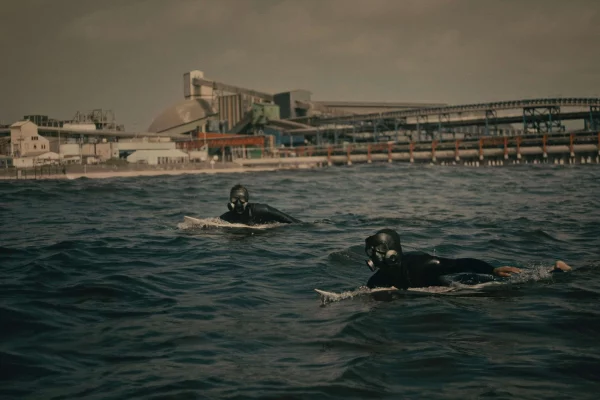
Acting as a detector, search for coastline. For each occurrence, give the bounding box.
[0,164,283,181]
[65,166,280,180]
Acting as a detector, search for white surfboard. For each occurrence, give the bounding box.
[182,215,272,230]
[314,285,459,304]
[315,261,572,304]
[314,287,400,297]
[314,286,400,303]
[314,279,519,303]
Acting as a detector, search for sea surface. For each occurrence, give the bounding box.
[1,163,599,399]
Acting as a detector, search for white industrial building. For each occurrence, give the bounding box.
[12,152,61,168]
[126,149,189,165]
[9,120,51,156]
[117,138,176,151]
[6,121,60,167]
[0,121,209,167]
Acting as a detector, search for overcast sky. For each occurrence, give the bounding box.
[1,0,598,130]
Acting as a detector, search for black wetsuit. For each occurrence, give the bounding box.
[367,252,496,289]
[219,203,301,225]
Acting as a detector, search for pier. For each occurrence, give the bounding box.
[233,131,600,168]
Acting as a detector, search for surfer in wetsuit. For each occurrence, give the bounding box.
[363,228,570,289]
[219,184,301,225]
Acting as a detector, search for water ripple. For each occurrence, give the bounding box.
[1,164,599,399]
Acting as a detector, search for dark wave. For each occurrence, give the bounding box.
[1,164,599,399]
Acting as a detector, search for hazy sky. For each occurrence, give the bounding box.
[1,0,598,130]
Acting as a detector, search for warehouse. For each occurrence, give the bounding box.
[126,149,189,165]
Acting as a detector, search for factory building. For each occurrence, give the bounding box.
[126,149,190,165]
[4,121,60,168]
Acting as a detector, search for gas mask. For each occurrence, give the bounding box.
[364,231,401,272]
[365,243,399,272]
[227,188,249,214]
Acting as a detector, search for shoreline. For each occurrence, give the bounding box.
[65,166,280,180]
[0,166,282,181]
[2,146,599,181]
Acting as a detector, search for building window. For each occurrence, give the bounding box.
[34,145,37,149]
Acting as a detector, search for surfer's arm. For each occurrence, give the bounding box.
[218,211,234,222]
[430,257,522,277]
[429,257,497,276]
[366,270,393,289]
[254,204,301,224]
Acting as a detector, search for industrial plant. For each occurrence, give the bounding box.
[1,69,599,177]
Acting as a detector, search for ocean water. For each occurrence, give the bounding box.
[1,163,599,400]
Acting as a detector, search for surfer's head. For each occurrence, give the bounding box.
[228,184,249,214]
[365,229,402,272]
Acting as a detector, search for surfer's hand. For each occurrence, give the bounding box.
[493,266,522,277]
[553,260,572,272]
